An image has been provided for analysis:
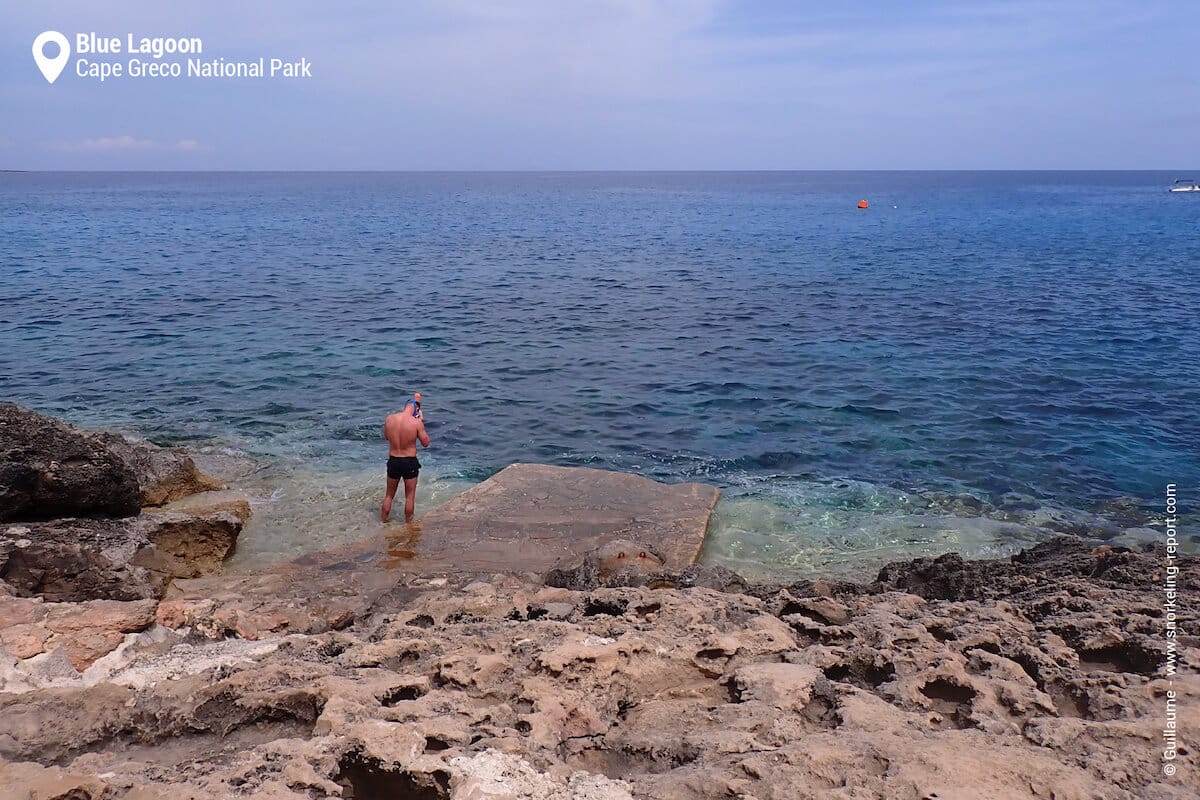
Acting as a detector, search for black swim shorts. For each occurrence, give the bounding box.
[387,455,420,480]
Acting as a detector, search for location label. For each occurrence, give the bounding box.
[33,31,70,84]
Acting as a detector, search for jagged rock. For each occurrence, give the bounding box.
[633,563,749,592]
[0,596,46,628]
[872,535,1173,602]
[0,408,240,601]
[0,598,158,672]
[0,403,140,521]
[0,505,246,602]
[728,662,823,708]
[0,623,50,659]
[544,539,665,590]
[450,750,635,800]
[0,518,161,601]
[0,529,1195,799]
[134,500,246,580]
[545,539,747,593]
[99,433,225,507]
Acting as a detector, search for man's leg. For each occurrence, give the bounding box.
[403,476,418,521]
[382,477,400,523]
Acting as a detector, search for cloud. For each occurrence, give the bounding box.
[50,136,204,152]
[3,0,1194,168]
[77,135,156,151]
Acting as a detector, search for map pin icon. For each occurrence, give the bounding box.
[32,31,70,84]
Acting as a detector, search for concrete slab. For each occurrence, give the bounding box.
[160,465,719,636]
[296,463,720,576]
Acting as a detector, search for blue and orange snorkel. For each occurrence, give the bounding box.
[403,392,422,418]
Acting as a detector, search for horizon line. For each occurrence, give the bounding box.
[2,168,1194,174]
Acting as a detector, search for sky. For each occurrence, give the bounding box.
[1,0,1197,170]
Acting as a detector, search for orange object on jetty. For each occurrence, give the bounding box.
[857,199,869,209]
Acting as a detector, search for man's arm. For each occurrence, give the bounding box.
[418,419,430,448]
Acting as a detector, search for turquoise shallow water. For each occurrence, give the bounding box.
[2,172,1196,576]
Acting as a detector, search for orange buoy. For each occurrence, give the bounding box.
[857,199,869,209]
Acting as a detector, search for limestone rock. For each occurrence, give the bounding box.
[0,517,161,601]
[0,505,246,602]
[729,662,823,709]
[0,623,50,659]
[0,403,140,521]
[386,463,719,573]
[135,501,246,579]
[155,490,252,524]
[544,539,665,590]
[43,599,158,634]
[0,598,158,673]
[57,627,128,671]
[546,541,748,593]
[0,595,46,627]
[0,528,1194,800]
[99,432,225,507]
[0,761,113,800]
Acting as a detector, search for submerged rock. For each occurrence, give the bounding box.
[0,403,140,521]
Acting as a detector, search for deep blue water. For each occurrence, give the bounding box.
[2,172,1196,573]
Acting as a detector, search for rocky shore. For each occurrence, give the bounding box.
[1,405,1195,799]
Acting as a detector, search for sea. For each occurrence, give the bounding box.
[2,171,1196,579]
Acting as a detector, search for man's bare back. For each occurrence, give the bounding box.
[382,405,430,523]
[384,411,428,456]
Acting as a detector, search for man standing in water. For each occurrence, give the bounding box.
[382,396,430,523]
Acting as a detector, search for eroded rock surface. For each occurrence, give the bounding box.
[99,433,226,507]
[0,505,246,603]
[0,403,141,521]
[0,518,161,601]
[0,536,1193,799]
[0,406,240,606]
[546,539,748,593]
[398,463,720,573]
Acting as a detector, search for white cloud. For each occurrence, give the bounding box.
[77,135,156,151]
[49,136,204,152]
[4,0,1193,167]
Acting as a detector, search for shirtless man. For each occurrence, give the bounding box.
[382,399,430,522]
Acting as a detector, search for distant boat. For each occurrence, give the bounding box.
[1169,178,1200,192]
